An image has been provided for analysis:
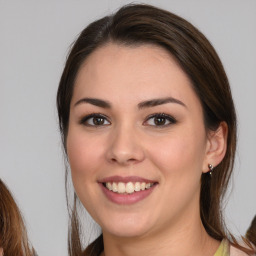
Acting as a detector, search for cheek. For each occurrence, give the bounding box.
[144,128,207,219]
[66,129,105,185]
[146,127,207,178]
[66,129,107,221]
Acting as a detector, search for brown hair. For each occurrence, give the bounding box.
[0,179,35,255]
[57,4,255,255]
[246,216,256,246]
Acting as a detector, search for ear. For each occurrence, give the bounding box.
[202,122,228,173]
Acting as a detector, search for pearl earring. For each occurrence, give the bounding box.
[208,164,214,176]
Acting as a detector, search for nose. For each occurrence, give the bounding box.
[106,124,145,165]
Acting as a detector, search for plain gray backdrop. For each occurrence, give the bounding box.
[1,1,256,255]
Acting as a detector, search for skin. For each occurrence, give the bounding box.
[67,43,227,256]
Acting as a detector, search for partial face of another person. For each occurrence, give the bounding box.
[67,43,213,238]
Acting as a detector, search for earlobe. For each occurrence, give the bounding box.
[203,122,228,173]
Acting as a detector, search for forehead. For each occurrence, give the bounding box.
[72,43,201,110]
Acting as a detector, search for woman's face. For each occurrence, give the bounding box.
[67,43,211,238]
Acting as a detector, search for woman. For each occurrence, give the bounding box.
[57,4,255,256]
[0,179,35,256]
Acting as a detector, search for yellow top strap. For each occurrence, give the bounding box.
[214,240,229,256]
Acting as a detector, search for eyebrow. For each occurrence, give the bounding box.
[74,96,186,109]
[138,97,187,109]
[74,98,111,108]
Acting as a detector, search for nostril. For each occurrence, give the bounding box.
[127,158,137,162]
[111,157,139,164]
[106,141,145,164]
[111,158,117,163]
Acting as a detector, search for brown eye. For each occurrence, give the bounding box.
[154,117,167,125]
[80,114,111,126]
[93,117,105,125]
[144,113,177,127]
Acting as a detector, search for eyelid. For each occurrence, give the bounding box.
[79,113,111,126]
[78,112,176,127]
[143,113,177,126]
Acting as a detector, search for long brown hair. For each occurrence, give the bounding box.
[0,179,35,255]
[246,216,256,246]
[57,4,255,255]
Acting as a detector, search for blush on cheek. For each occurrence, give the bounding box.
[149,138,187,168]
[149,133,204,178]
[69,149,96,175]
[67,132,106,183]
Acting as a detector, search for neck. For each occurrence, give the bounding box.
[101,210,220,256]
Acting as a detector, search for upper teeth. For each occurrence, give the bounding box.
[105,182,153,194]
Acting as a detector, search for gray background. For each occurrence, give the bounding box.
[1,1,255,255]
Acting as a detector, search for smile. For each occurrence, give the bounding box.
[99,176,158,204]
[104,181,154,194]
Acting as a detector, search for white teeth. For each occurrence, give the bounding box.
[112,182,118,192]
[106,182,112,190]
[105,181,154,194]
[126,182,135,194]
[134,182,141,192]
[145,183,151,189]
[117,182,126,193]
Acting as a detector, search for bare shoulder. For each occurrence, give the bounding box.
[230,245,256,256]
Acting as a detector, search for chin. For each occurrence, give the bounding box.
[99,213,153,238]
[103,224,150,238]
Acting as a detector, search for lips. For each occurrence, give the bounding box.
[104,181,154,194]
[98,176,158,204]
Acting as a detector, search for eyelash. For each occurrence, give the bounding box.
[79,112,177,127]
[79,113,111,127]
[144,113,177,127]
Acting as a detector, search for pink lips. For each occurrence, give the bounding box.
[98,176,158,205]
